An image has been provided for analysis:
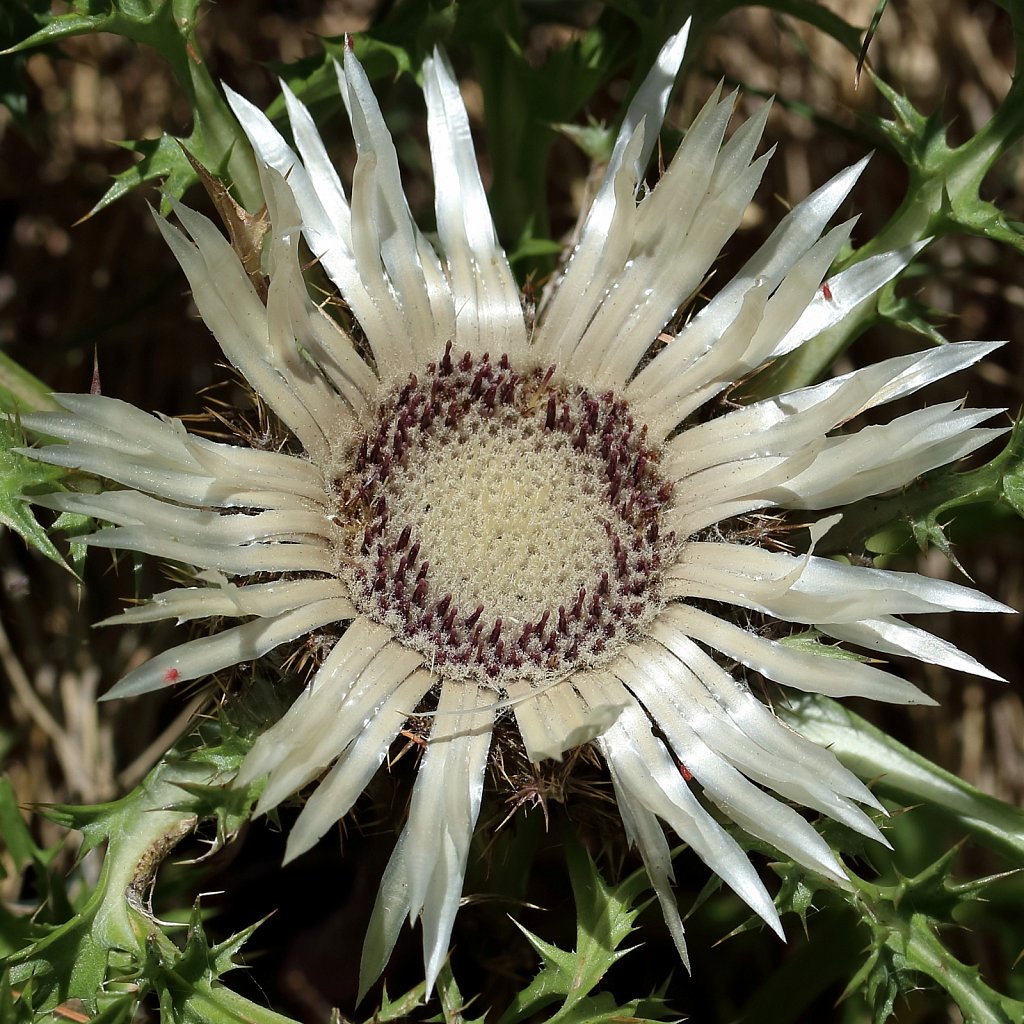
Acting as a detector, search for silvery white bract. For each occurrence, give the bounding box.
[23,23,1011,996]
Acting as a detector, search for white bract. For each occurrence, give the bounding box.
[23,25,1011,996]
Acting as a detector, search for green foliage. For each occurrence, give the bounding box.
[0,779,64,963]
[429,965,487,1024]
[833,848,1024,1024]
[779,629,874,662]
[822,853,1024,1024]
[728,725,1024,1024]
[0,353,56,416]
[3,0,260,214]
[0,418,71,569]
[868,69,1024,253]
[1,715,268,1022]
[498,835,674,1024]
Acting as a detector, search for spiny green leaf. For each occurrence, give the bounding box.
[147,921,300,1024]
[7,0,260,212]
[552,118,615,162]
[1,697,291,1017]
[767,862,821,934]
[535,990,673,1024]
[88,993,142,1024]
[0,0,50,131]
[3,0,204,54]
[498,833,672,1024]
[50,510,93,578]
[0,418,69,569]
[371,979,428,1022]
[837,946,901,1024]
[865,69,1024,253]
[0,971,35,1024]
[875,286,951,345]
[4,853,124,1011]
[91,135,202,217]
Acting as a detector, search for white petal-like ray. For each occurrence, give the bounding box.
[338,50,456,372]
[34,489,329,545]
[82,526,329,577]
[614,648,851,881]
[664,342,993,483]
[237,617,393,787]
[510,677,627,763]
[254,641,423,816]
[274,82,430,396]
[286,668,435,862]
[533,25,689,367]
[667,542,1012,622]
[771,241,929,358]
[772,408,1006,509]
[154,204,331,459]
[360,682,494,996]
[23,396,326,510]
[255,166,363,447]
[821,617,1007,681]
[536,126,646,371]
[25,394,200,459]
[102,596,356,700]
[578,109,774,388]
[36,489,333,576]
[565,81,738,379]
[663,603,931,705]
[225,83,396,360]
[581,677,783,937]
[98,576,346,626]
[628,157,870,428]
[661,343,1006,535]
[636,632,888,842]
[666,412,1004,537]
[259,166,379,422]
[654,609,887,807]
[422,48,526,360]
[606,767,690,969]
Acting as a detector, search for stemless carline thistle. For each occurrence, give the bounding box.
[21,25,1012,995]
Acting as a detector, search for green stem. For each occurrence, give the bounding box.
[182,46,262,211]
[778,694,1024,862]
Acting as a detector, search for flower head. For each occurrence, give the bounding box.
[23,25,1011,994]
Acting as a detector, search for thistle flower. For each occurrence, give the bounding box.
[23,26,1011,995]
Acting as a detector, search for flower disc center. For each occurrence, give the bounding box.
[337,346,673,685]
[387,431,612,628]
